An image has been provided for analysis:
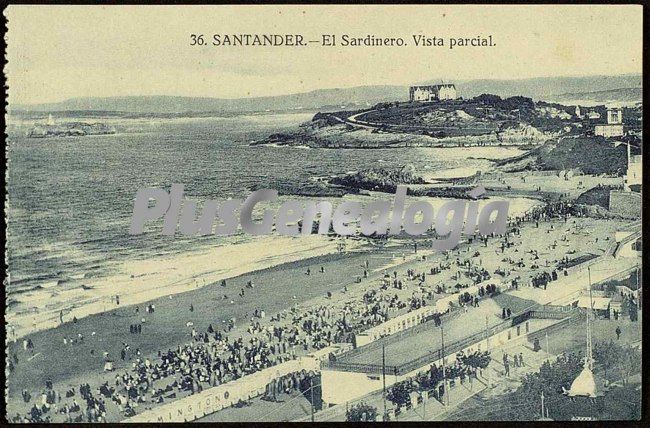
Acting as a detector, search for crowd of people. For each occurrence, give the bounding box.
[9,197,612,422]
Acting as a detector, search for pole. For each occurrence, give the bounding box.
[423,386,426,420]
[441,326,449,406]
[310,377,315,422]
[485,315,492,387]
[587,266,593,370]
[382,343,387,421]
[545,331,550,360]
[541,391,545,419]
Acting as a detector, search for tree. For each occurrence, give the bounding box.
[604,282,618,297]
[473,94,502,106]
[616,346,640,386]
[459,350,491,376]
[495,352,584,420]
[387,380,416,410]
[593,340,619,378]
[628,300,638,322]
[594,340,642,385]
[346,402,378,422]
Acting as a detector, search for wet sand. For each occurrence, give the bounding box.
[7,234,364,339]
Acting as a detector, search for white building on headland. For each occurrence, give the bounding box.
[595,107,624,137]
[409,84,457,102]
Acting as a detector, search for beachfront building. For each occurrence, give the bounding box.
[321,307,570,407]
[409,84,457,102]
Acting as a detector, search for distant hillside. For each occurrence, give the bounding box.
[11,74,641,114]
[11,87,405,115]
[449,74,642,100]
[545,87,642,106]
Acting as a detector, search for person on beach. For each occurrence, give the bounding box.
[10,200,608,423]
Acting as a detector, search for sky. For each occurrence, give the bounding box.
[5,5,643,105]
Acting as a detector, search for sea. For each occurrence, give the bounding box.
[6,111,532,330]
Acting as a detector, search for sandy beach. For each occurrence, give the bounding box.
[6,195,630,415]
[7,234,364,339]
[7,188,542,341]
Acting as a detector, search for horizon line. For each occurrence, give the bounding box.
[11,72,642,107]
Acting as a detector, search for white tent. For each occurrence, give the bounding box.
[565,363,602,398]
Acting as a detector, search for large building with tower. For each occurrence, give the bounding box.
[594,107,624,137]
[409,84,458,102]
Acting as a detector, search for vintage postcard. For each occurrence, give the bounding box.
[3,4,643,423]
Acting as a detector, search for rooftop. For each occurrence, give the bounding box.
[330,294,537,373]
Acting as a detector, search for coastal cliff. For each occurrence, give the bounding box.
[252,96,564,149]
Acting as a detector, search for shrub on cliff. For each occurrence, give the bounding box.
[331,165,425,193]
[538,136,627,175]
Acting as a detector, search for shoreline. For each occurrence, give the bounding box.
[6,234,366,340]
[5,185,636,421]
[6,207,631,419]
[7,186,542,340]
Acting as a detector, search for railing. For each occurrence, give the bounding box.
[325,360,399,376]
[613,230,642,258]
[393,316,515,376]
[327,301,576,376]
[529,310,570,320]
[339,307,463,362]
[326,258,638,378]
[525,315,580,341]
[397,308,580,377]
